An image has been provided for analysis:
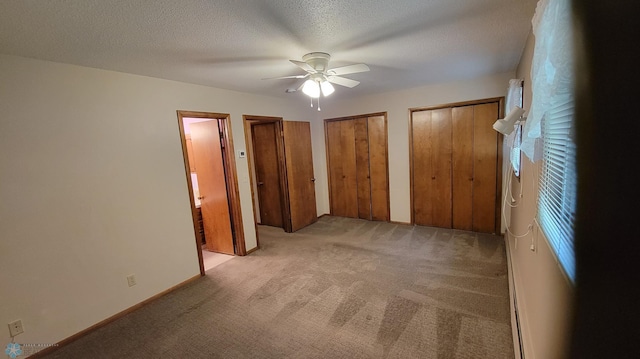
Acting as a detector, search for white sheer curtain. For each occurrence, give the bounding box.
[521,0,574,161]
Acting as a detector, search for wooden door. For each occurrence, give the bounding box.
[326,115,389,221]
[354,118,371,220]
[283,121,317,231]
[472,102,499,233]
[412,108,453,228]
[326,120,358,218]
[452,106,474,231]
[252,122,284,228]
[185,135,196,172]
[367,116,389,221]
[412,100,500,233]
[190,121,235,255]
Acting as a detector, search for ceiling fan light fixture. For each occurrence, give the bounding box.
[302,79,320,98]
[320,80,335,96]
[265,52,370,108]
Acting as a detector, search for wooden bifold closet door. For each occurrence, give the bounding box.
[411,100,502,234]
[325,114,389,221]
[411,108,453,229]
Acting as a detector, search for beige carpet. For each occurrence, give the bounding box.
[43,216,514,358]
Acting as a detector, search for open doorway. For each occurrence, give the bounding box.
[244,115,319,248]
[245,116,290,232]
[177,111,246,275]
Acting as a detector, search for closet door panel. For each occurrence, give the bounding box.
[472,102,499,233]
[327,120,358,218]
[432,109,453,228]
[412,109,452,227]
[412,110,433,225]
[452,106,474,231]
[354,118,371,220]
[368,116,390,221]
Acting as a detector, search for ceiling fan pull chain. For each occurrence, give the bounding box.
[317,95,321,111]
[310,97,313,108]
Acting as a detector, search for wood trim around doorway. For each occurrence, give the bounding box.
[177,110,246,276]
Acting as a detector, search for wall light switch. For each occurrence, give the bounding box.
[238,150,246,158]
[127,274,136,287]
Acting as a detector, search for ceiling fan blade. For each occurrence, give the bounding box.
[327,63,370,76]
[290,60,316,73]
[327,75,360,88]
[262,73,309,80]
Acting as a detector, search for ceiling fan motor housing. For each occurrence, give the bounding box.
[302,52,331,72]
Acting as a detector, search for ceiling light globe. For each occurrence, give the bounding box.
[320,81,335,96]
[302,79,320,98]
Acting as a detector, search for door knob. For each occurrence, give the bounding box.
[311,178,316,182]
[198,196,205,200]
[257,182,264,186]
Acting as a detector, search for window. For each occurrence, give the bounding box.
[511,123,522,178]
[538,95,577,282]
[526,0,576,283]
[505,78,524,179]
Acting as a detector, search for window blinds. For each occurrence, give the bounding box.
[538,93,577,282]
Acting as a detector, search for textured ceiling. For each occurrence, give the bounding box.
[0,0,538,100]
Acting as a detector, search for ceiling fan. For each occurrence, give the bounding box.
[263,52,370,98]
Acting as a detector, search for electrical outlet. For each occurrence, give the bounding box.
[127,274,136,287]
[8,320,24,337]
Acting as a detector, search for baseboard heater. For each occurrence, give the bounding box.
[505,235,525,359]
[513,288,525,358]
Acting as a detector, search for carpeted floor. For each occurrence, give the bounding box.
[42,216,514,358]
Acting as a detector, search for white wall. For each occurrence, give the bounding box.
[0,54,312,345]
[311,72,514,223]
[505,31,574,359]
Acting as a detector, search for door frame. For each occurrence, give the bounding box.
[408,97,504,230]
[243,115,292,246]
[177,110,246,276]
